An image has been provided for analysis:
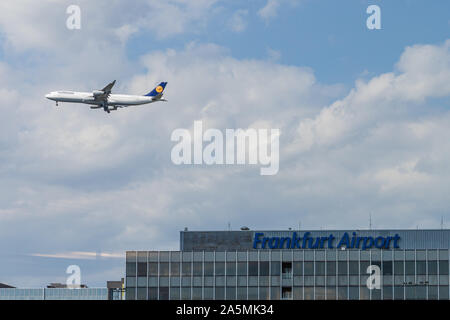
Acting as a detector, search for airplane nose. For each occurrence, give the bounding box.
[45,93,52,99]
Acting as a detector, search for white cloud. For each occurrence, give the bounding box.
[228,9,248,33]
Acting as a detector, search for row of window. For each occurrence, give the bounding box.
[126,260,450,277]
[127,275,450,287]
[127,250,450,263]
[125,286,450,300]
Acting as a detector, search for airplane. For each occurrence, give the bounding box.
[45,80,168,113]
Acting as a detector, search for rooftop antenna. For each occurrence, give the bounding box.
[369,212,372,230]
[228,222,231,231]
[298,221,301,231]
[441,216,444,230]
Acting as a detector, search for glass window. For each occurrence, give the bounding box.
[405,250,415,261]
[439,286,449,300]
[428,261,437,275]
[237,287,247,300]
[315,261,325,276]
[326,250,337,260]
[148,251,158,262]
[249,262,258,276]
[338,287,347,300]
[383,261,393,275]
[237,276,247,286]
[216,262,225,276]
[204,262,213,276]
[181,287,191,300]
[227,276,236,286]
[170,277,180,286]
[159,287,169,300]
[338,250,347,261]
[405,261,415,275]
[170,287,180,300]
[439,250,449,260]
[148,288,157,300]
[304,287,313,300]
[327,260,336,275]
[237,262,247,276]
[338,261,348,275]
[304,262,313,276]
[393,286,403,300]
[349,261,359,275]
[181,262,191,276]
[170,262,180,276]
[394,250,404,260]
[326,276,336,286]
[383,286,393,300]
[193,262,202,276]
[159,263,169,276]
[160,251,170,262]
[126,276,136,287]
[271,276,280,286]
[416,261,426,275]
[428,250,437,260]
[226,251,236,262]
[215,252,225,262]
[215,287,225,299]
[204,287,214,299]
[259,287,269,300]
[226,262,236,276]
[349,250,359,261]
[126,251,137,262]
[137,277,146,287]
[182,251,192,262]
[315,250,325,261]
[304,276,314,286]
[304,251,314,261]
[349,287,359,300]
[226,287,236,300]
[137,262,147,276]
[416,250,426,260]
[282,250,293,261]
[192,287,202,300]
[237,251,247,261]
[293,262,303,276]
[126,263,136,276]
[212,276,223,287]
[204,251,214,262]
[315,287,325,300]
[271,250,281,261]
[293,287,303,300]
[428,286,438,299]
[439,260,449,275]
[326,287,336,300]
[271,287,280,300]
[204,276,214,287]
[260,251,269,261]
[260,261,269,276]
[271,261,281,275]
[181,277,191,287]
[249,276,258,286]
[193,252,203,262]
[248,251,258,261]
[249,287,258,300]
[394,261,404,275]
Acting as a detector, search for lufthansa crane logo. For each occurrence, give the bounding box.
[156,86,164,93]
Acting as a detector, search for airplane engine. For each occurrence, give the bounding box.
[92,90,104,97]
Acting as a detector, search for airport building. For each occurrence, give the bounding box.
[125,229,450,300]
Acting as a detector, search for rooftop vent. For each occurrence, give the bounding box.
[240,226,250,231]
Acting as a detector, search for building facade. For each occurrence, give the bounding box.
[0,288,108,300]
[125,229,450,300]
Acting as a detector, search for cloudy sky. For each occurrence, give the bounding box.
[0,0,449,287]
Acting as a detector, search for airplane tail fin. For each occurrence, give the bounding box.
[144,82,168,97]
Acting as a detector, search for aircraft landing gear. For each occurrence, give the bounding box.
[56,102,59,106]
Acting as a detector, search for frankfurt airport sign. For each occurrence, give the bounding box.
[253,232,401,250]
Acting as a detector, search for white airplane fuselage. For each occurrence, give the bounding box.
[45,91,163,107]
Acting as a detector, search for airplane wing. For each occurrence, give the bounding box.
[101,80,116,95]
[94,80,116,101]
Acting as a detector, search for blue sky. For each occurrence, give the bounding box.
[0,0,449,288]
